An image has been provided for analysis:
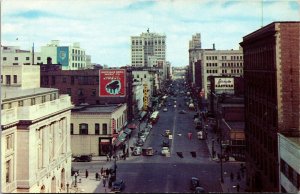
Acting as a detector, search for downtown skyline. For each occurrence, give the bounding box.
[2,0,299,67]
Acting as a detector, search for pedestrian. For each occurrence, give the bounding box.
[212,150,216,158]
[101,167,103,175]
[230,172,234,181]
[96,172,99,181]
[109,154,112,161]
[106,168,109,176]
[103,177,106,187]
[236,183,240,192]
[188,132,192,140]
[106,154,109,161]
[237,172,241,181]
[85,169,89,179]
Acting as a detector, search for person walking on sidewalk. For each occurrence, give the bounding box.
[85,169,89,179]
[236,183,240,192]
[188,131,192,140]
[103,177,107,187]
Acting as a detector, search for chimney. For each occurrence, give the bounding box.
[47,57,52,64]
[213,43,215,50]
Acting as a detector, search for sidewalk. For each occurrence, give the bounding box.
[202,115,247,192]
[69,118,150,193]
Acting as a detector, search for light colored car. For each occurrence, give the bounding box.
[132,147,142,156]
[163,108,168,112]
[165,129,171,136]
[139,135,146,142]
[161,147,170,155]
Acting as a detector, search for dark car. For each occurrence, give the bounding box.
[161,140,170,147]
[179,110,187,114]
[73,155,92,162]
[135,139,144,146]
[111,179,125,192]
[195,187,205,193]
[190,177,200,191]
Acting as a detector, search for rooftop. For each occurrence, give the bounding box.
[72,104,125,114]
[2,86,58,101]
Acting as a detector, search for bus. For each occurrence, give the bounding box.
[150,111,160,124]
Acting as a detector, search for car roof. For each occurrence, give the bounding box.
[191,177,199,180]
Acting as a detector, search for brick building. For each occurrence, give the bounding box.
[240,22,300,192]
[40,65,134,122]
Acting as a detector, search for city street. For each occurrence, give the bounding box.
[72,80,245,193]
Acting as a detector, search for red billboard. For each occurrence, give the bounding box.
[99,69,126,97]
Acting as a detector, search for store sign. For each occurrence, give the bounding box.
[214,78,234,90]
[99,69,126,97]
[111,119,116,133]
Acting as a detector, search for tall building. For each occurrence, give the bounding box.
[1,62,73,192]
[131,30,166,67]
[1,46,42,66]
[240,22,300,192]
[188,33,202,84]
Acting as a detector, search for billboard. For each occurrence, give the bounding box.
[57,47,69,66]
[99,69,126,97]
[143,84,149,110]
[214,77,234,90]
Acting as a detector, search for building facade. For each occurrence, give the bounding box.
[1,64,73,193]
[240,22,300,192]
[40,65,135,122]
[131,30,166,67]
[70,104,127,156]
[278,133,300,193]
[40,40,89,70]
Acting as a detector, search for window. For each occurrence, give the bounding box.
[79,123,88,135]
[102,123,107,135]
[13,75,17,83]
[6,75,11,85]
[26,57,30,60]
[144,74,147,78]
[3,57,6,61]
[62,77,67,83]
[37,57,41,60]
[66,88,71,95]
[70,123,74,135]
[42,96,46,103]
[18,100,23,107]
[91,89,96,96]
[78,89,84,96]
[95,124,100,135]
[51,76,55,85]
[6,160,11,183]
[31,98,36,105]
[71,76,75,85]
[1,75,2,83]
[6,135,13,150]
[15,57,18,61]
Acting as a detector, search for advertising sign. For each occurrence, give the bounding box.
[99,69,126,97]
[214,78,234,90]
[57,47,69,66]
[143,84,149,110]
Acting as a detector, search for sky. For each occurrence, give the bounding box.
[1,0,299,67]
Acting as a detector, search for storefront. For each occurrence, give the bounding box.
[99,138,112,156]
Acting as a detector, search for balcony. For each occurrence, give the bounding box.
[2,95,73,126]
[18,95,73,121]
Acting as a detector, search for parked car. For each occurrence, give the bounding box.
[73,155,92,162]
[161,140,170,147]
[161,147,170,156]
[139,135,147,142]
[194,187,205,193]
[163,108,168,112]
[132,147,142,156]
[165,129,171,137]
[135,139,144,146]
[190,177,200,191]
[111,179,125,192]
[179,110,187,114]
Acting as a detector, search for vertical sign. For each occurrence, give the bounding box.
[143,84,149,110]
[111,118,116,134]
[99,69,126,97]
[57,47,69,66]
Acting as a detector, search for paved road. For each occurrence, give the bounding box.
[72,80,245,193]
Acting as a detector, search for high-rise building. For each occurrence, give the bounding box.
[131,30,166,67]
[240,21,300,192]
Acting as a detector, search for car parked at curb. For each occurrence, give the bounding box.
[161,147,170,156]
[111,179,125,192]
[190,177,201,191]
[73,155,92,162]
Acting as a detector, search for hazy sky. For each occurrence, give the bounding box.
[2,0,299,67]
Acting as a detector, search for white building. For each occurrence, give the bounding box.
[278,133,300,193]
[70,104,127,156]
[131,30,166,68]
[40,40,89,70]
[201,48,243,99]
[132,82,144,117]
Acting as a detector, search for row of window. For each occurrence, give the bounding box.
[72,49,85,55]
[207,55,243,60]
[70,123,108,135]
[71,63,85,68]
[132,40,165,45]
[1,75,18,85]
[222,62,243,67]
[72,56,85,61]
[3,56,41,61]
